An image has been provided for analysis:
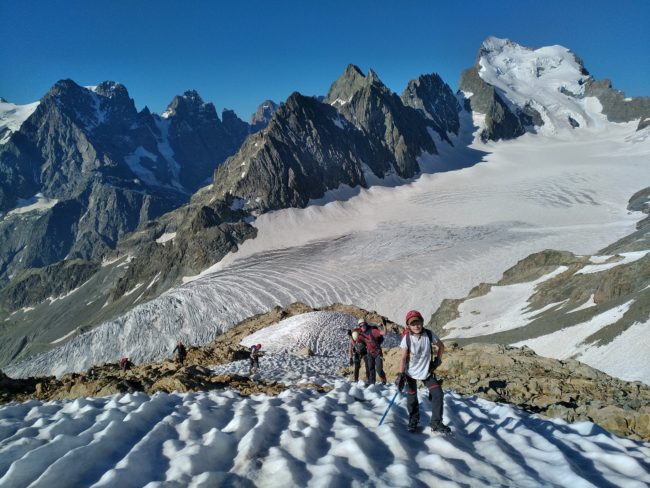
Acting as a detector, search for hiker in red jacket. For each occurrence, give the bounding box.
[395,310,450,434]
[357,317,387,385]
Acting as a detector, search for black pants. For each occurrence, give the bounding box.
[405,374,443,425]
[353,354,367,382]
[250,357,259,370]
[365,354,386,384]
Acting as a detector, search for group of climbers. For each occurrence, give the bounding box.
[348,317,387,384]
[158,310,449,434]
[348,310,450,434]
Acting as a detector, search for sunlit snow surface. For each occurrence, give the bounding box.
[7,116,650,379]
[1,385,649,487]
[3,304,650,486]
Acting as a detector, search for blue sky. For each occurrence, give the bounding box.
[1,0,649,121]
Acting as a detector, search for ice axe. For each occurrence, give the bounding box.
[378,389,400,426]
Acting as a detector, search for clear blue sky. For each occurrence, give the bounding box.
[1,0,649,121]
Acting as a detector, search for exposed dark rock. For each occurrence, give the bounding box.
[459,66,527,141]
[584,79,650,127]
[0,259,100,312]
[250,100,279,132]
[325,65,437,177]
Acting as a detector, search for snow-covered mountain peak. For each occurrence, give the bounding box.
[479,36,589,92]
[476,37,601,134]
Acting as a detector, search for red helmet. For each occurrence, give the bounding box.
[405,310,424,325]
[256,344,262,349]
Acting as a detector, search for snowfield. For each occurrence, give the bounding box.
[2,290,650,487]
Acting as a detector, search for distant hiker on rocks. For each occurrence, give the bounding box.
[87,364,97,379]
[357,317,387,385]
[395,310,450,434]
[249,344,262,373]
[348,328,368,383]
[172,341,187,365]
[118,357,133,371]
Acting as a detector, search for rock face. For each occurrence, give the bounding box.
[250,100,279,132]
[325,65,438,178]
[459,65,528,141]
[401,73,461,143]
[0,259,99,312]
[584,79,650,125]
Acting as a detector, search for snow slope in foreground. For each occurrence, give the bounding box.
[3,313,650,486]
[1,384,649,487]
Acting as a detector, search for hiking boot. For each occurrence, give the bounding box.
[430,422,451,434]
[407,417,419,433]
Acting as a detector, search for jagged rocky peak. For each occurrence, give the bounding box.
[162,90,219,121]
[325,64,386,106]
[250,100,279,128]
[401,73,462,137]
[221,108,250,145]
[40,79,138,129]
[92,81,130,100]
[222,108,248,132]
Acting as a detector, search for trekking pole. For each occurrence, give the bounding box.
[378,389,400,426]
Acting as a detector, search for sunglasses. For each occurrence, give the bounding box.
[408,320,424,326]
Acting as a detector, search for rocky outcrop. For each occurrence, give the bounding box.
[584,79,650,127]
[108,204,257,302]
[379,343,650,441]
[0,362,329,403]
[211,93,371,213]
[160,90,245,192]
[638,116,650,131]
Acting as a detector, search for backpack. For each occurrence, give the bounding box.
[353,340,367,355]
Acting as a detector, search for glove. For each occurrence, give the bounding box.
[431,357,442,370]
[349,357,353,366]
[395,372,406,391]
